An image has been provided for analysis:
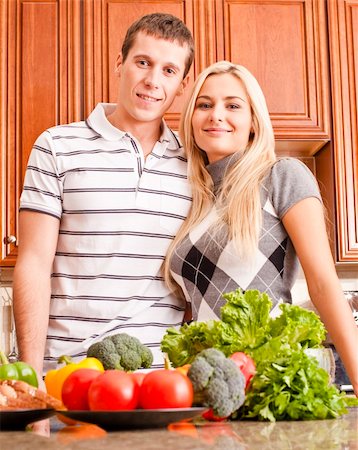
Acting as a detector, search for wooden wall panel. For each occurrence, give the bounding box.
[0,0,16,266]
[0,0,81,266]
[0,0,60,266]
[327,0,358,263]
[21,2,57,177]
[226,2,306,114]
[221,0,331,154]
[192,0,220,72]
[58,0,82,124]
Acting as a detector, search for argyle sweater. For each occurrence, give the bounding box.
[170,157,321,320]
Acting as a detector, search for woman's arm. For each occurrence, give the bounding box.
[282,197,358,395]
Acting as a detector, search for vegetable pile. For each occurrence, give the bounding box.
[42,333,193,413]
[161,289,351,421]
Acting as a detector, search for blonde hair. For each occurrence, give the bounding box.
[164,61,277,292]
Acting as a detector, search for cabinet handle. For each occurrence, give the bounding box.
[4,235,17,244]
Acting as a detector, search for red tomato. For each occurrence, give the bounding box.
[130,372,146,408]
[130,372,146,388]
[88,370,139,410]
[61,368,101,410]
[202,408,228,422]
[229,352,256,389]
[139,369,193,409]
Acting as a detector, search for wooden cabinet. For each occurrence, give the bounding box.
[83,0,331,152]
[325,0,358,263]
[0,0,82,266]
[0,0,197,266]
[217,0,331,156]
[0,0,357,266]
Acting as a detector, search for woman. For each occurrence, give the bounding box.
[164,61,358,394]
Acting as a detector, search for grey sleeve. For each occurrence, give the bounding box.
[268,158,322,219]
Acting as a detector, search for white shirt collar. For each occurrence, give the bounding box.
[86,103,175,145]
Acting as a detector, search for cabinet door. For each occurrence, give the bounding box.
[327,0,358,263]
[83,0,197,129]
[0,0,81,266]
[218,0,331,156]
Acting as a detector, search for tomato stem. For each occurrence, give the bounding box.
[58,355,74,365]
[164,354,172,370]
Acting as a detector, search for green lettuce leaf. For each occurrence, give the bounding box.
[161,320,222,367]
[269,303,326,348]
[221,289,272,350]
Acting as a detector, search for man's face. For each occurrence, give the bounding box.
[116,32,189,127]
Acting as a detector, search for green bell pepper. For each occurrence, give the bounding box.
[0,350,38,388]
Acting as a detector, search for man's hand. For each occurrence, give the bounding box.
[28,418,50,437]
[27,378,51,436]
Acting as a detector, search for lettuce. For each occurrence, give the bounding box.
[161,288,351,421]
[161,289,326,366]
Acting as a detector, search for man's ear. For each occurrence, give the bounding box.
[176,75,190,97]
[114,53,123,75]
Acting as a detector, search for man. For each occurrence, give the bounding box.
[13,13,194,380]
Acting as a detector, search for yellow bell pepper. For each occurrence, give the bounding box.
[44,355,104,401]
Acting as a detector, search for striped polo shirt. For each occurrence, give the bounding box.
[20,103,192,373]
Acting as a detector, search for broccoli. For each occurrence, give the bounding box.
[87,333,153,371]
[188,348,246,418]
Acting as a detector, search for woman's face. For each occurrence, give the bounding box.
[192,73,253,164]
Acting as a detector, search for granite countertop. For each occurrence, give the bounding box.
[0,408,357,449]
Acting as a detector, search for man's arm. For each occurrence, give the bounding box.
[13,210,60,379]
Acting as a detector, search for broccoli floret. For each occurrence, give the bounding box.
[110,334,142,371]
[87,333,153,371]
[188,348,246,418]
[87,339,123,370]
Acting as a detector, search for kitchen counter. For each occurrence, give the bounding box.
[1,408,357,449]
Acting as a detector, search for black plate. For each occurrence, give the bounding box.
[58,407,207,431]
[0,409,56,431]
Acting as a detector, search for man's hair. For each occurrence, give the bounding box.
[121,13,194,78]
